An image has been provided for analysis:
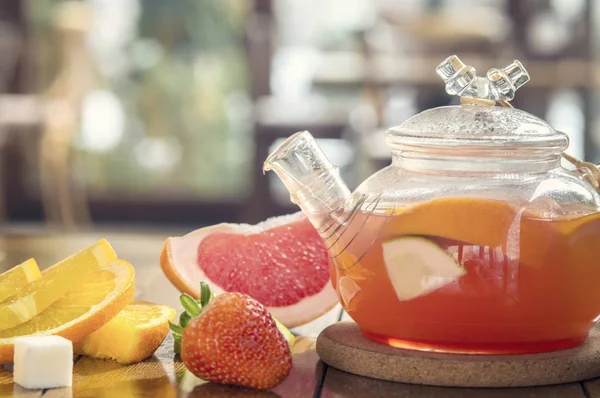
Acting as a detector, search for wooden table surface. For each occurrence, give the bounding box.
[0,229,599,397]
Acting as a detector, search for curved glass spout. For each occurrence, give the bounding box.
[263,131,351,230]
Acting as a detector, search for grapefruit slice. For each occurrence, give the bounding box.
[160,212,338,328]
[383,237,466,301]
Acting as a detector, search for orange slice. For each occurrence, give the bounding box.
[390,197,522,247]
[389,197,561,267]
[0,259,135,364]
[74,301,176,364]
[0,239,117,331]
[0,259,41,303]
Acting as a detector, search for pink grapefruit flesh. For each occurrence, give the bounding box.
[197,216,329,307]
[160,212,339,328]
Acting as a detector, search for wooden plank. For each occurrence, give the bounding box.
[0,365,42,398]
[0,356,83,397]
[582,378,600,397]
[2,386,42,398]
[272,337,325,398]
[322,367,585,397]
[43,336,183,398]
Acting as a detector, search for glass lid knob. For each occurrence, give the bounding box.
[436,55,530,103]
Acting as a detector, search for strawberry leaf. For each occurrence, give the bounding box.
[180,294,201,317]
[174,338,181,355]
[169,321,184,335]
[180,311,191,328]
[200,282,211,308]
[170,281,215,356]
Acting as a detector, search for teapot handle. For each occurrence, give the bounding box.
[562,153,600,192]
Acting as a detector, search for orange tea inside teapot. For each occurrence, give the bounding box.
[329,197,600,354]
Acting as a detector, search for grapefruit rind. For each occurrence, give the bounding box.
[160,212,339,329]
[382,237,466,301]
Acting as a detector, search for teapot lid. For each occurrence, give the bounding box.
[386,55,569,153]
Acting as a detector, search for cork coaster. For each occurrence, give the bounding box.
[316,322,600,388]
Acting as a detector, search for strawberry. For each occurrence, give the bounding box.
[169,283,292,390]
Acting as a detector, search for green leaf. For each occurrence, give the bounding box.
[169,321,184,335]
[170,319,183,355]
[174,337,181,355]
[200,282,211,307]
[180,294,201,317]
[180,311,191,328]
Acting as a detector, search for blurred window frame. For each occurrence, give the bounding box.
[0,0,274,228]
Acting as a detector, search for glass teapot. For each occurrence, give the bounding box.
[264,55,600,355]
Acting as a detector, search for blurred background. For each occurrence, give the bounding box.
[0,0,598,231]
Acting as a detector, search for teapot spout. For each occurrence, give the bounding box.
[264,131,352,230]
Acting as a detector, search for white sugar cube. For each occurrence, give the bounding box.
[14,336,73,389]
